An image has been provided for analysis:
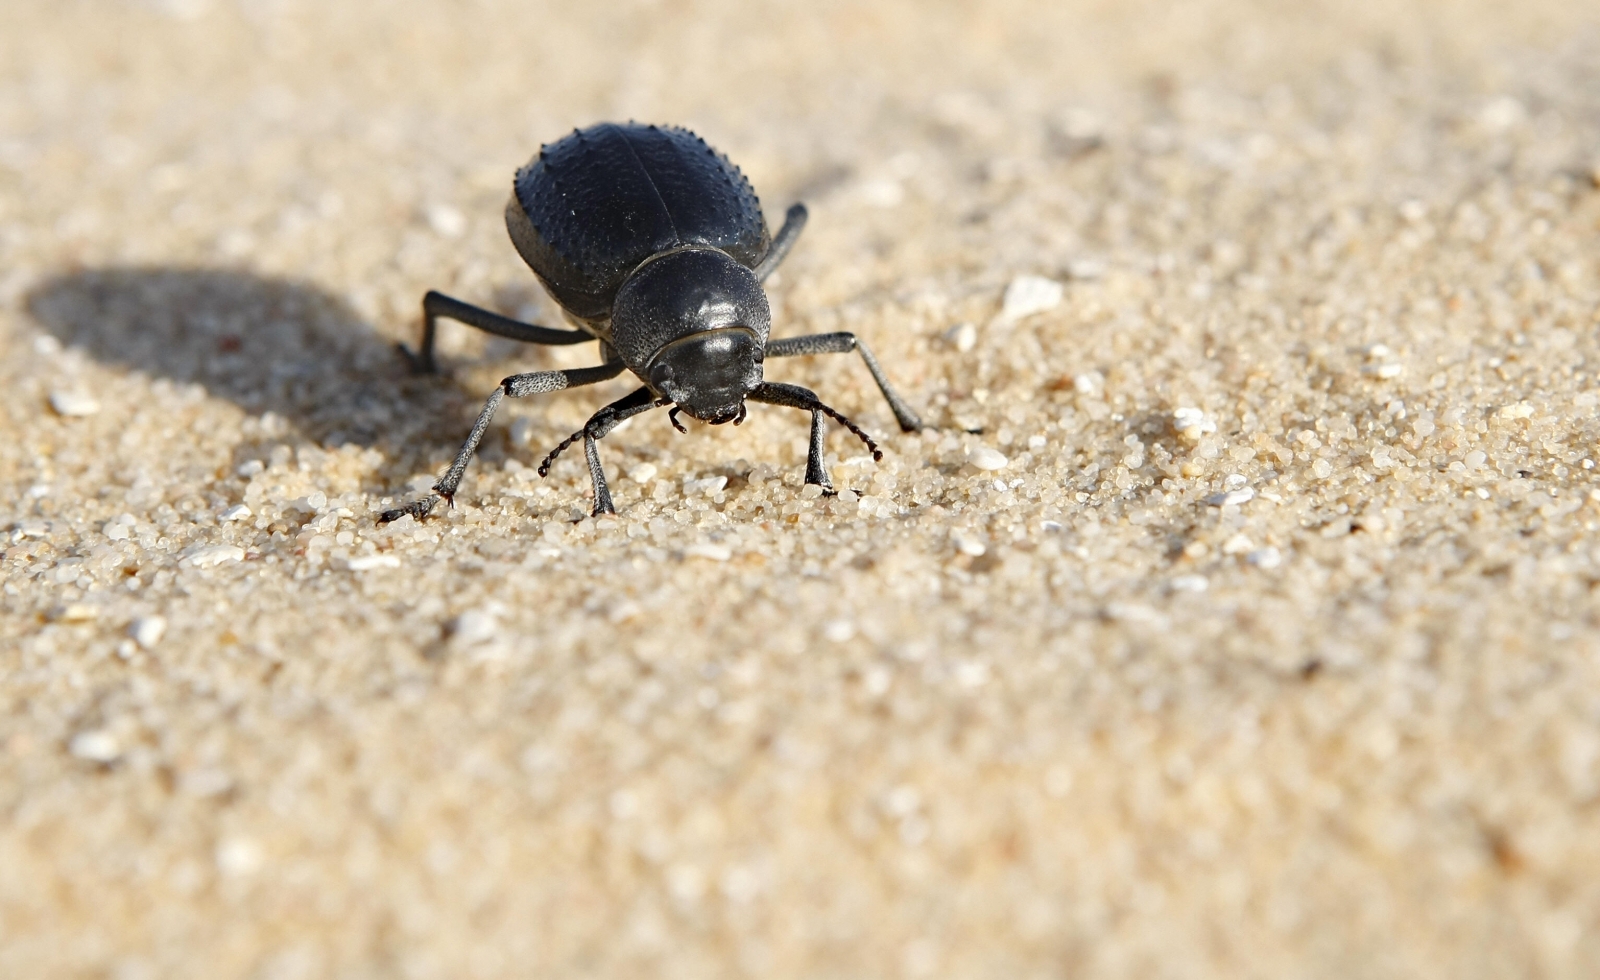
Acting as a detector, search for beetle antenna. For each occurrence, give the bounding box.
[815,401,882,461]
[668,406,688,433]
[537,429,586,477]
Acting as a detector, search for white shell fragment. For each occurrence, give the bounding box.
[1172,407,1217,441]
[967,447,1009,471]
[999,275,1064,323]
[49,390,102,417]
[684,542,732,561]
[683,476,728,496]
[182,544,245,568]
[129,615,167,649]
[346,554,401,571]
[220,504,252,522]
[426,203,467,238]
[945,322,978,352]
[953,535,987,557]
[1204,487,1255,507]
[69,730,121,763]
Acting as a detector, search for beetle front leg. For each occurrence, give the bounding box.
[538,386,660,517]
[583,432,616,515]
[748,381,883,494]
[804,408,834,492]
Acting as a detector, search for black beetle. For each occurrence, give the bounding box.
[381,122,922,522]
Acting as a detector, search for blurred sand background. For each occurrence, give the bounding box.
[3,1,1600,977]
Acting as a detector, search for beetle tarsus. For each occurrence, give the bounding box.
[378,493,441,524]
[397,342,439,376]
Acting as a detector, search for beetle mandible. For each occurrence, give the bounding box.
[381,121,922,523]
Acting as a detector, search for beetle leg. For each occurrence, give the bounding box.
[379,362,625,523]
[804,407,834,492]
[764,331,922,432]
[401,290,594,375]
[753,203,809,281]
[537,386,659,517]
[747,381,883,492]
[583,433,614,516]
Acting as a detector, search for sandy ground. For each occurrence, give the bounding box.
[3,1,1600,977]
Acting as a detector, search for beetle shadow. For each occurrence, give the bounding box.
[25,266,464,461]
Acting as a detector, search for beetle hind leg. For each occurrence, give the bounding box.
[401,290,594,375]
[754,203,809,282]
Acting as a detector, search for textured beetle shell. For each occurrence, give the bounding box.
[506,123,772,324]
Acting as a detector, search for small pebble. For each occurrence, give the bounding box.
[953,535,987,557]
[1204,488,1255,507]
[968,447,1008,471]
[183,544,245,568]
[236,460,265,477]
[509,417,536,448]
[451,608,500,646]
[347,554,401,571]
[629,462,659,483]
[220,504,252,522]
[1248,547,1283,569]
[1221,533,1255,555]
[130,615,167,649]
[69,730,121,763]
[684,475,728,496]
[999,275,1063,322]
[1171,574,1209,593]
[684,542,732,561]
[426,203,466,237]
[1067,258,1106,280]
[215,837,263,876]
[1172,407,1216,441]
[945,322,978,352]
[49,390,101,417]
[799,483,826,499]
[54,603,98,623]
[823,620,856,643]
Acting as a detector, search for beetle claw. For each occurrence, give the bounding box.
[668,407,688,434]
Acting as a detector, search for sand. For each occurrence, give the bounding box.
[3,1,1600,977]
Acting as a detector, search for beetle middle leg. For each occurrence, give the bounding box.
[747,381,883,493]
[379,361,625,523]
[765,331,923,432]
[400,290,594,374]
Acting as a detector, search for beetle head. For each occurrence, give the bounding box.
[647,327,763,424]
[614,247,771,424]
